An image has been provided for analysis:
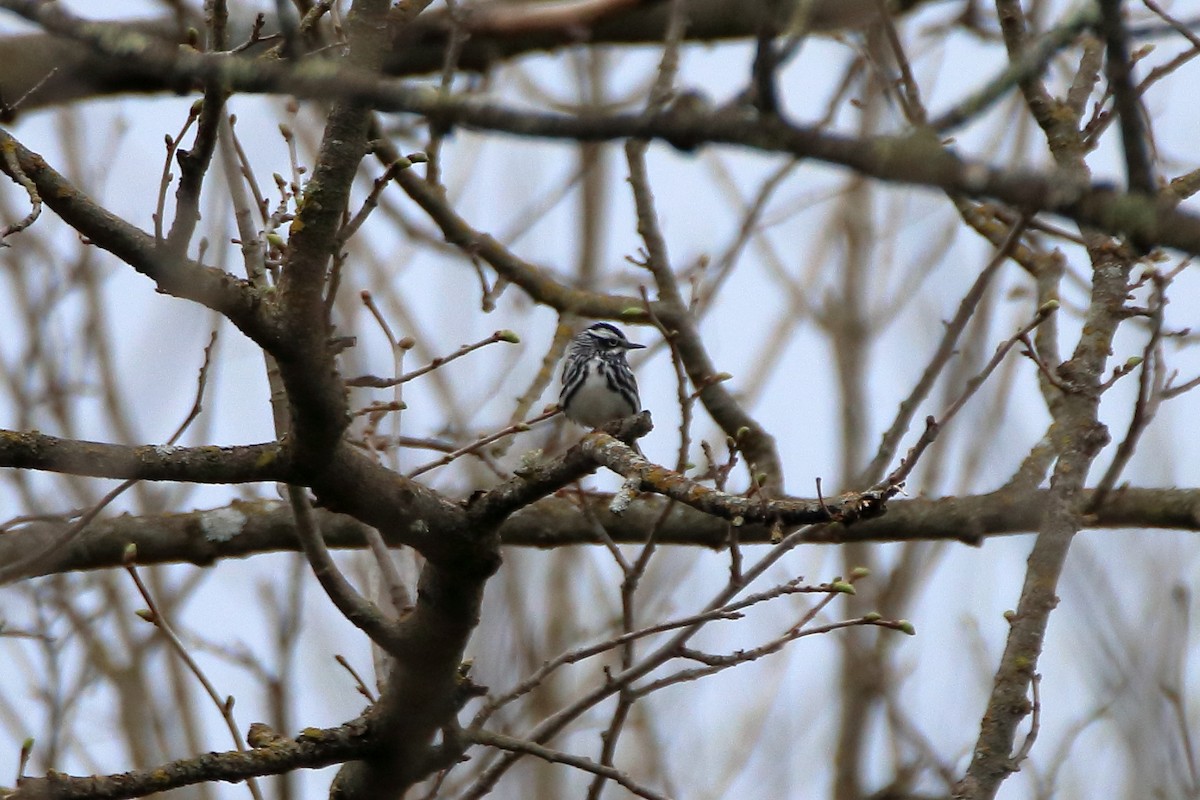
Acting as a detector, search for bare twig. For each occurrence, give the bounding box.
[859,217,1030,485]
[334,654,378,703]
[465,728,672,800]
[348,329,520,389]
[406,408,557,478]
[876,300,1059,491]
[124,551,265,800]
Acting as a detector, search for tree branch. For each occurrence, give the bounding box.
[4,488,1200,580]
[0,430,290,484]
[9,717,377,800]
[0,0,932,112]
[4,5,1200,259]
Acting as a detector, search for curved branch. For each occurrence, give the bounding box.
[0,127,272,342]
[393,168,648,318]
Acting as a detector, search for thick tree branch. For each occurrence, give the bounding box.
[466,412,653,525]
[581,432,893,526]
[0,1,930,112]
[625,135,784,493]
[956,4,1136,793]
[328,560,489,798]
[9,716,377,800]
[271,0,393,465]
[1098,0,1155,195]
[287,485,406,654]
[3,5,1200,260]
[3,488,1199,580]
[0,430,289,483]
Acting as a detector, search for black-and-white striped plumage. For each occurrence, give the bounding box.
[559,322,645,427]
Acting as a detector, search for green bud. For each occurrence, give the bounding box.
[850,566,871,579]
[863,611,882,622]
[497,330,520,344]
[897,620,916,635]
[832,581,856,595]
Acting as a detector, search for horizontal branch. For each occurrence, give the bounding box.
[2,487,1197,580]
[0,431,492,575]
[0,429,291,483]
[4,2,1200,260]
[0,0,924,110]
[9,717,376,800]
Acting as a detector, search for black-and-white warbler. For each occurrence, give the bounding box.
[559,322,645,427]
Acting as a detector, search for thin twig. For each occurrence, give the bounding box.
[1009,672,1042,767]
[165,329,220,445]
[931,4,1101,132]
[154,106,200,243]
[348,329,519,388]
[859,216,1030,485]
[124,554,265,800]
[0,65,58,121]
[334,654,377,702]
[335,152,427,252]
[406,408,557,478]
[1089,270,1168,509]
[876,299,1060,491]
[465,728,672,800]
[472,577,840,729]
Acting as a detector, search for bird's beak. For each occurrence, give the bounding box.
[625,341,646,350]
